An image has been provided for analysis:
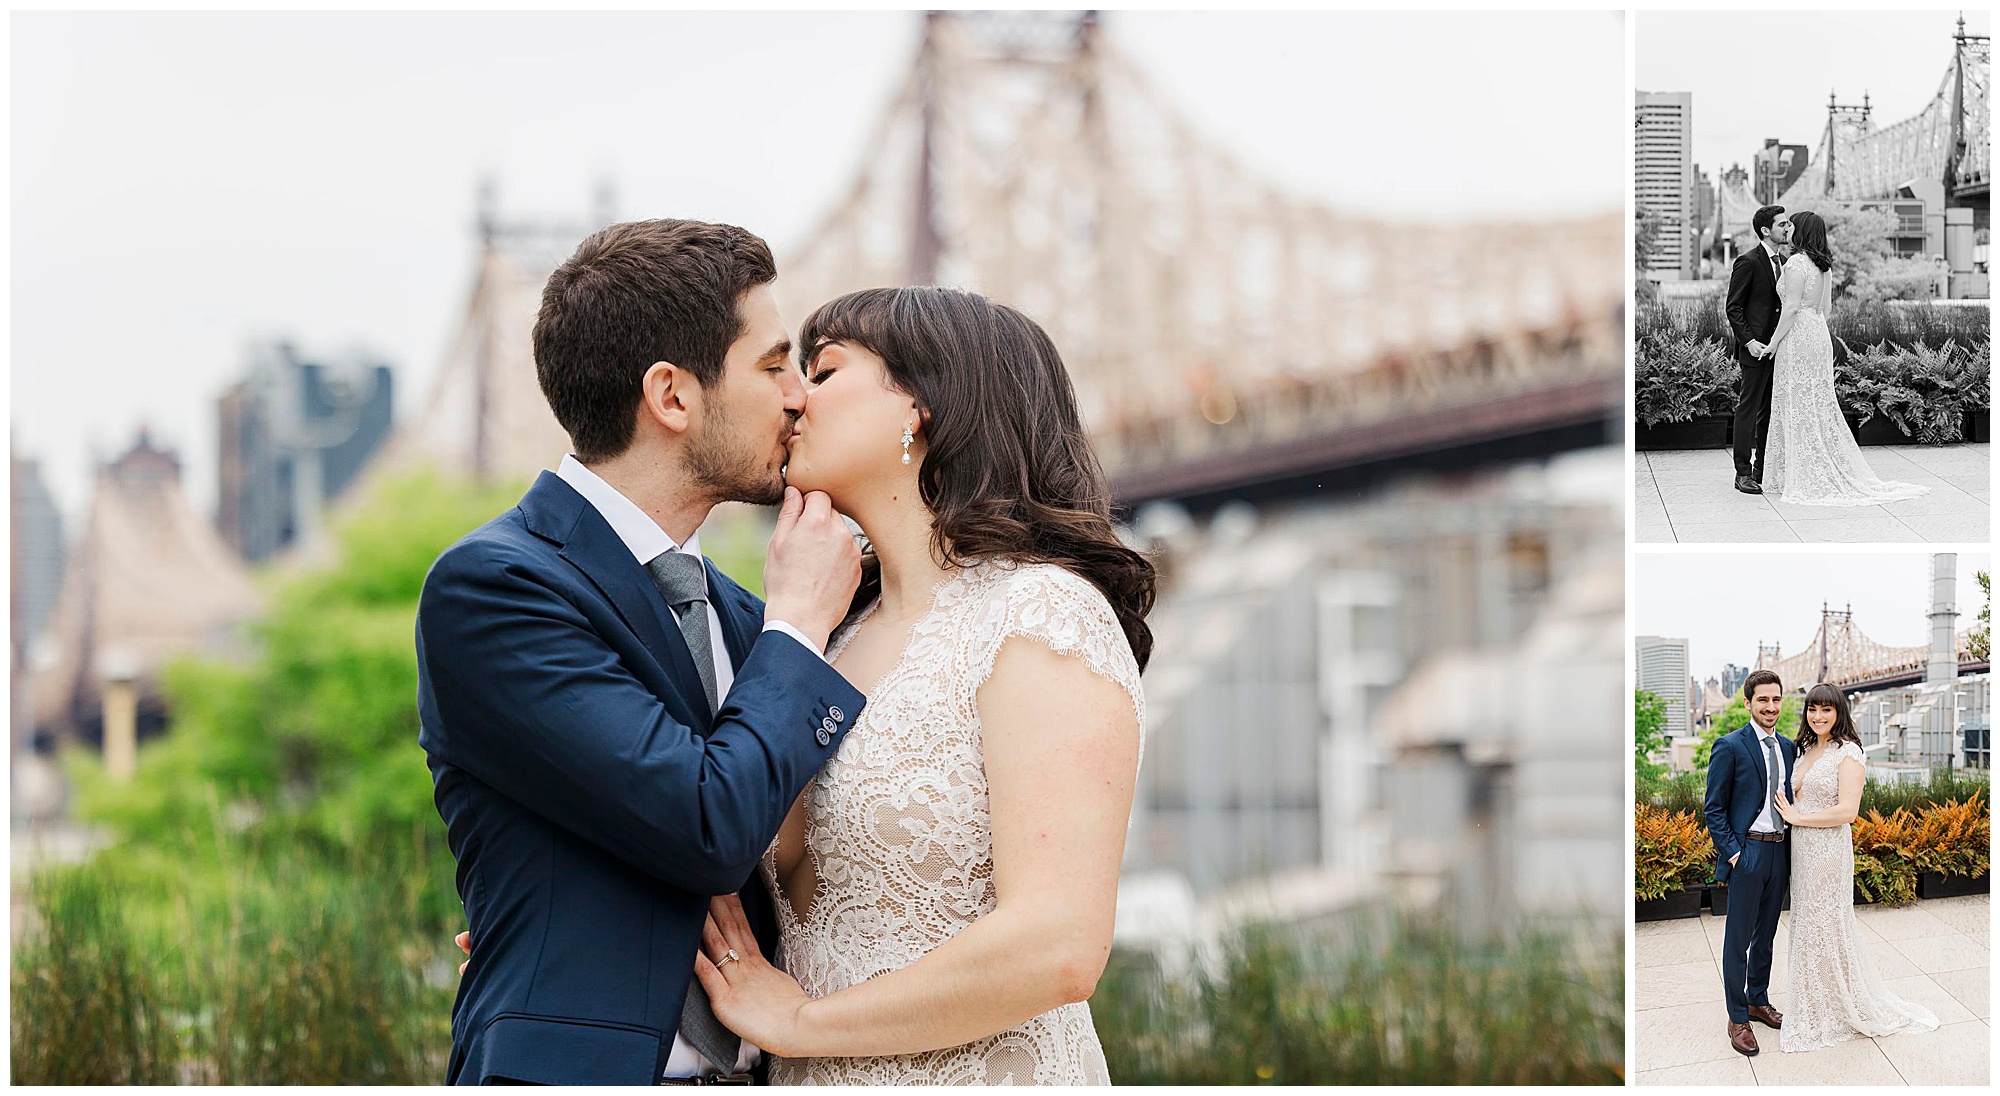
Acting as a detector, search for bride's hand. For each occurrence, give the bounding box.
[694,894,813,1058]
[1774,786,1800,825]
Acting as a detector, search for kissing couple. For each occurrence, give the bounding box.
[1704,670,1938,1057]
[417,219,1152,1084]
[1724,204,1927,506]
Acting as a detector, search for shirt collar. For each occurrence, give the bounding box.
[1761,240,1783,261]
[557,454,701,565]
[1753,723,1777,743]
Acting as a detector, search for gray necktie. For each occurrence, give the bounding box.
[643,550,738,1072]
[1762,735,1782,831]
[646,551,720,713]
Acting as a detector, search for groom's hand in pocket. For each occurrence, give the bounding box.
[456,930,470,976]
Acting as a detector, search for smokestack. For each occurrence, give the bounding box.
[1927,553,1958,684]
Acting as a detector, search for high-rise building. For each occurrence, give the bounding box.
[1636,91,1696,281]
[216,342,394,562]
[10,454,66,655]
[1720,661,1751,699]
[1636,635,1691,739]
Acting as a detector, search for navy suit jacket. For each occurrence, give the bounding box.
[416,471,865,1085]
[1702,722,1795,885]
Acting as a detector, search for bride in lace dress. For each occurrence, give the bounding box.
[1760,210,1929,507]
[691,287,1152,1084]
[1773,684,1938,1052]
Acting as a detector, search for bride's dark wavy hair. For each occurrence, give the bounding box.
[1789,210,1834,273]
[1796,683,1861,753]
[798,286,1157,671]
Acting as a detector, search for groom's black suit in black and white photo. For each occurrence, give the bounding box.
[1724,242,1785,482]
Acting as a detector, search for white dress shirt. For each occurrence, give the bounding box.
[555,454,821,1077]
[1750,725,1785,835]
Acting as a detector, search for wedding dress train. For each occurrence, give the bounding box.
[1762,255,1930,507]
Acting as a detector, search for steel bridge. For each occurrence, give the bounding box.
[1753,608,1985,694]
[400,11,1621,508]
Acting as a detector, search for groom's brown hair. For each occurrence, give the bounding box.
[533,218,777,462]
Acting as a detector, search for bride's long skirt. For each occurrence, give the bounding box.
[1763,309,1929,507]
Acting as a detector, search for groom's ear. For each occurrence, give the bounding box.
[640,361,696,436]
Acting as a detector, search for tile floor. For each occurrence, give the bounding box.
[1635,445,1991,544]
[1634,894,1990,1085]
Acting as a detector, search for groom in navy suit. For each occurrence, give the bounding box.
[417,220,866,1084]
[1703,669,1795,1057]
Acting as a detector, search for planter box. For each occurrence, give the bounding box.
[1706,883,1728,916]
[1636,886,1704,922]
[1853,883,1877,907]
[1846,414,1915,447]
[1636,416,1732,452]
[1967,409,1991,444]
[1918,871,1990,899]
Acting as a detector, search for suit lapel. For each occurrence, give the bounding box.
[524,473,714,735]
[1743,724,1768,798]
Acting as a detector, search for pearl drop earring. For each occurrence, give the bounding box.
[901,424,914,465]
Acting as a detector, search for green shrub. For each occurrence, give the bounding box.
[1092,910,1622,1085]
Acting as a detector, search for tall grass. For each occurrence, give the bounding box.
[10,868,179,1085]
[1642,768,1990,818]
[1861,769,1991,817]
[11,823,456,1085]
[1639,298,1988,352]
[1092,908,1623,1085]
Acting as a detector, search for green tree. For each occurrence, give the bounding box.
[1635,689,1669,798]
[1971,571,1991,663]
[1818,206,1914,303]
[1635,209,1664,306]
[69,469,529,852]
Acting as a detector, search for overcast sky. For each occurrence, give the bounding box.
[1637,9,1989,187]
[1636,551,1992,684]
[11,10,1623,524]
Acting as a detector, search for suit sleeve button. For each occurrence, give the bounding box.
[829,706,844,723]
[815,726,833,747]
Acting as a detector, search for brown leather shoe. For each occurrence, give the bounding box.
[1747,1003,1783,1029]
[1729,1021,1759,1056]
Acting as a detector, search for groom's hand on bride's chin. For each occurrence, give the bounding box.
[764,486,862,651]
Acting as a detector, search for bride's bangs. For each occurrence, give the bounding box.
[798,288,903,372]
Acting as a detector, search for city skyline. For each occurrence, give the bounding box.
[1637,10,1989,192]
[10,10,1626,525]
[1636,552,1991,685]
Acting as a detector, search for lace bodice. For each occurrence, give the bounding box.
[1782,740,1938,1051]
[1762,258,1929,507]
[1788,739,1860,811]
[1784,254,1826,315]
[761,560,1144,1085]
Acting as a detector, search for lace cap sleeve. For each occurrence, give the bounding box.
[1838,741,1867,765]
[968,563,1145,730]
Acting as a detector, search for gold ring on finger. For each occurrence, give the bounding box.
[718,948,741,968]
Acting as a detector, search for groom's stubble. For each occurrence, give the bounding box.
[684,385,795,507]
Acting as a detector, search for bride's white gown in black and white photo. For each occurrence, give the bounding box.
[1761,254,1930,507]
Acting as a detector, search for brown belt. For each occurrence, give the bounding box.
[658,1074,753,1086]
[1746,830,1786,843]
